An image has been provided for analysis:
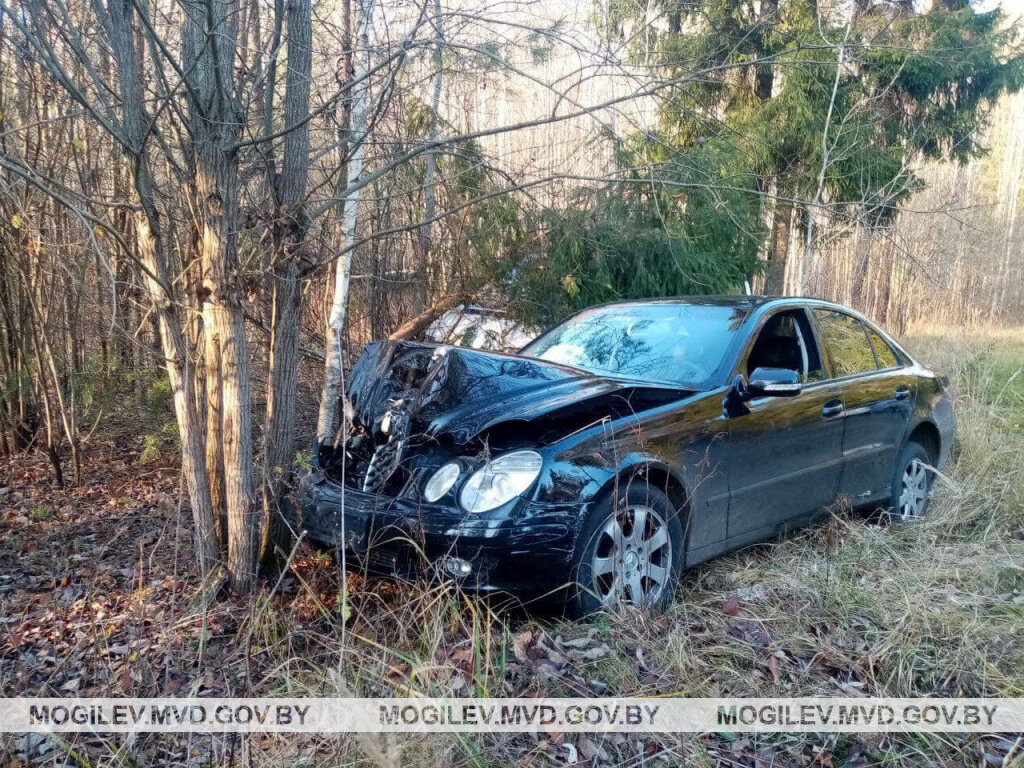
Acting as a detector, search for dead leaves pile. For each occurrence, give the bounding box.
[510,628,668,767]
[0,444,254,703]
[512,626,611,691]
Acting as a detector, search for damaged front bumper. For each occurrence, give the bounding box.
[301,475,589,597]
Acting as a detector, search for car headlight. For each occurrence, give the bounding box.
[424,462,461,502]
[459,450,542,513]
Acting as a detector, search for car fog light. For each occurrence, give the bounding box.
[424,462,461,502]
[444,557,474,578]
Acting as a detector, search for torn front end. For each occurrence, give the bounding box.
[301,340,691,597]
[303,341,596,596]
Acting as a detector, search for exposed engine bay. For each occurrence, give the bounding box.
[316,341,691,498]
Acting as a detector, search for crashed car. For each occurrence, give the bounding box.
[303,297,954,615]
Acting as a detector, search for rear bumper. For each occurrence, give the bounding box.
[300,477,588,596]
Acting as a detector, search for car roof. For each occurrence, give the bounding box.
[592,295,916,366]
[595,295,849,312]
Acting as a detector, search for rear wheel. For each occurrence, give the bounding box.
[885,441,933,522]
[567,481,684,617]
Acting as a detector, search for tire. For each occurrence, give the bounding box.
[566,480,685,617]
[884,441,933,522]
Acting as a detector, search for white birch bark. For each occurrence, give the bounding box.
[317,0,377,445]
[416,0,444,310]
[802,21,849,295]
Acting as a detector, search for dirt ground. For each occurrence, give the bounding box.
[3,329,1023,767]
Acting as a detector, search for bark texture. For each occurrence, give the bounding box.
[317,0,376,445]
[185,0,257,592]
[107,0,218,574]
[261,0,312,570]
[763,200,792,296]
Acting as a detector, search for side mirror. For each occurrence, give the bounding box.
[745,367,802,398]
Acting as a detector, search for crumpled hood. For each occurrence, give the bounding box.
[344,340,688,446]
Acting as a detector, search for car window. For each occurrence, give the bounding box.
[813,310,877,377]
[865,327,900,369]
[521,303,748,388]
[746,309,825,382]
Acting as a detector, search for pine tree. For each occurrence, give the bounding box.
[522,0,1024,313]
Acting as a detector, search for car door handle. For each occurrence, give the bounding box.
[894,385,911,401]
[822,400,844,418]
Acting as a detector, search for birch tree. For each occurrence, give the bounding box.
[317,0,378,445]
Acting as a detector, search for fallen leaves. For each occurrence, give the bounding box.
[0,443,233,702]
[4,411,1019,768]
[726,617,772,648]
[513,627,540,663]
[509,627,612,692]
[446,646,475,674]
[59,676,81,692]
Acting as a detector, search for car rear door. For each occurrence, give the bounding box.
[811,310,916,505]
[726,308,846,543]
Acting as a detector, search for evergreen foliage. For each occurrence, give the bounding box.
[512,135,763,325]
[511,0,1023,323]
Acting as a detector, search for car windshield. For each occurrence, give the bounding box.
[521,303,748,387]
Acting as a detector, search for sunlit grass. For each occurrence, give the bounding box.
[13,329,1020,766]
[203,327,1024,766]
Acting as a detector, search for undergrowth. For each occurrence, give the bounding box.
[241,329,1024,766]
[4,329,1023,767]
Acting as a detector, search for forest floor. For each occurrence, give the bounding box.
[2,329,1024,768]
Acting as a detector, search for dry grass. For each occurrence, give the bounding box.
[5,328,1024,767]
[240,328,1024,767]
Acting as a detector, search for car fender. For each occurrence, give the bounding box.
[902,374,954,470]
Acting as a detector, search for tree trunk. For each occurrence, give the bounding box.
[136,211,220,575]
[262,0,312,571]
[388,292,465,341]
[203,313,227,544]
[800,204,817,295]
[763,198,792,296]
[993,118,1023,320]
[754,0,777,101]
[317,0,376,445]
[186,0,256,593]
[198,140,255,594]
[850,222,873,308]
[27,317,63,488]
[212,288,256,594]
[108,0,219,575]
[415,0,444,313]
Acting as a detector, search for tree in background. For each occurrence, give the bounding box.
[561,0,1024,306]
[0,0,374,591]
[0,0,543,591]
[1,0,1022,598]
[511,134,763,326]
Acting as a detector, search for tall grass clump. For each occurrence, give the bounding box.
[237,330,1024,767]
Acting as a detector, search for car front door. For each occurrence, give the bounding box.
[725,308,846,544]
[812,310,916,505]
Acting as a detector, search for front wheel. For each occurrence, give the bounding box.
[885,441,933,522]
[567,481,685,617]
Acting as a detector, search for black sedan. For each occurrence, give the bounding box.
[303,297,955,615]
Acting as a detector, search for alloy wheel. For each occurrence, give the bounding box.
[590,504,672,607]
[898,458,929,519]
